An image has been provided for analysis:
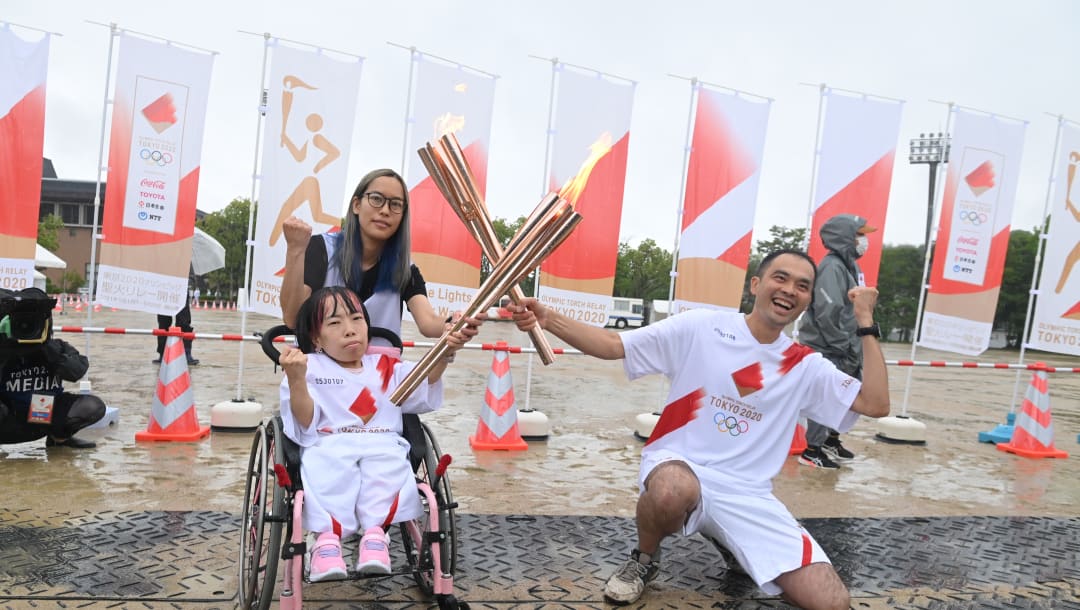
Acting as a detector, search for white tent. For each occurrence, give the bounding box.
[35,244,67,270]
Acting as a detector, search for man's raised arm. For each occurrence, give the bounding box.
[508,298,625,360]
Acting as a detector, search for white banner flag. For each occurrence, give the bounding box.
[539,65,635,326]
[249,43,363,316]
[808,90,903,287]
[674,85,770,313]
[96,34,214,314]
[0,25,49,292]
[1030,122,1080,355]
[919,109,1027,355]
[404,54,496,317]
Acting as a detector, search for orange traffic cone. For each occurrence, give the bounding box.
[469,342,528,451]
[997,364,1068,459]
[136,327,210,442]
[788,420,808,455]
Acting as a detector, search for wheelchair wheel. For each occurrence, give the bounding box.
[401,421,458,596]
[238,421,286,610]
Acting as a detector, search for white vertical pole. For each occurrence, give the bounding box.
[532,57,560,300]
[521,57,560,411]
[399,47,418,177]
[1007,116,1065,413]
[83,23,119,362]
[802,84,828,248]
[233,33,272,401]
[900,103,955,416]
[665,78,699,307]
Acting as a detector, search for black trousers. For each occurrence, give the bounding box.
[157,303,194,357]
[0,393,107,444]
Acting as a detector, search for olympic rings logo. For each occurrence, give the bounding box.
[959,210,988,225]
[714,412,750,436]
[140,148,174,166]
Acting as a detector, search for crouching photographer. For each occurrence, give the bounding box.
[0,288,105,449]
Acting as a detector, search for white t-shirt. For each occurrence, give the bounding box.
[622,309,860,493]
[279,352,442,447]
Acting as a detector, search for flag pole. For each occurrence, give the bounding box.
[664,76,699,310]
[801,83,828,249]
[527,55,562,300]
[390,44,419,176]
[233,31,272,402]
[82,21,119,364]
[1008,115,1065,412]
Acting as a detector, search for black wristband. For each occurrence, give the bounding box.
[855,323,880,338]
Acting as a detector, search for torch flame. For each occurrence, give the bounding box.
[559,132,613,206]
[454,82,468,93]
[433,112,466,139]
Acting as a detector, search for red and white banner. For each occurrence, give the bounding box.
[249,43,363,316]
[538,65,634,326]
[674,85,770,313]
[405,53,495,317]
[919,109,1027,355]
[1030,122,1080,356]
[95,34,214,314]
[808,90,903,286]
[0,25,49,292]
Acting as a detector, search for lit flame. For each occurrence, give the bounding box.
[454,82,468,93]
[559,132,613,206]
[433,112,466,138]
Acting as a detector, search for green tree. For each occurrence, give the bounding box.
[196,198,255,299]
[614,238,673,301]
[995,228,1039,348]
[37,214,64,252]
[741,226,808,312]
[876,244,923,342]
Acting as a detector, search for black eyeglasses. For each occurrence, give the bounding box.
[363,192,406,214]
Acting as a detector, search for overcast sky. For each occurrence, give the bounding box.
[6,0,1077,250]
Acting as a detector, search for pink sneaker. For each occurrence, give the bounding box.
[308,532,347,582]
[356,527,391,575]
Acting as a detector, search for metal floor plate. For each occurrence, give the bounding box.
[1,510,1078,609]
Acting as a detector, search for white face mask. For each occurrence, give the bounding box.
[855,234,869,257]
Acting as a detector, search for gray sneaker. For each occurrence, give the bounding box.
[603,549,660,604]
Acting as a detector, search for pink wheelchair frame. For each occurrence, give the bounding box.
[238,325,465,609]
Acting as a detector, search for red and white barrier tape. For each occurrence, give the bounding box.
[885,360,1079,373]
[50,327,1080,370]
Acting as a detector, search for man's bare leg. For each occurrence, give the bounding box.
[635,461,700,555]
[774,561,850,610]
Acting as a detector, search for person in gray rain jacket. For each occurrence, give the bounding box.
[797,214,877,469]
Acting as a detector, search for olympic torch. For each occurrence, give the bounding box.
[417,133,558,365]
[390,195,581,405]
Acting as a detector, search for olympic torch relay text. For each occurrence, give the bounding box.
[253,280,281,307]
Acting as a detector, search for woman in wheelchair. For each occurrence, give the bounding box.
[278,285,468,582]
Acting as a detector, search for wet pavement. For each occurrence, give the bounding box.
[1,307,1079,608]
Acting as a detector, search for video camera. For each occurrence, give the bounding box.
[0,288,55,345]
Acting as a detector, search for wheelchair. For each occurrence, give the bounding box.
[239,324,466,610]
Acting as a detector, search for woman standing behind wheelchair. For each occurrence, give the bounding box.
[279,167,482,353]
[279,286,469,581]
